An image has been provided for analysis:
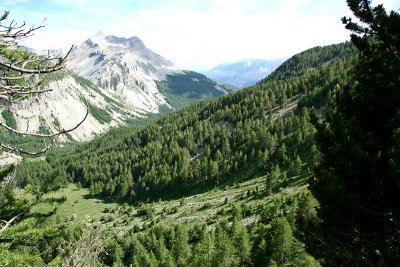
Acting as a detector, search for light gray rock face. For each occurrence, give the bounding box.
[67,32,181,113]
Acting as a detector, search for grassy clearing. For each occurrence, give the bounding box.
[32,184,118,228]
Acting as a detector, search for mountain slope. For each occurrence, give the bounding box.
[20,42,356,199]
[1,33,232,142]
[203,58,285,88]
[0,72,131,142]
[67,32,175,113]
[157,70,229,109]
[67,32,232,113]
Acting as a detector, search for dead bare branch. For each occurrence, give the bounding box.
[0,84,34,91]
[0,23,44,40]
[0,98,88,139]
[0,74,34,80]
[0,87,53,96]
[0,208,29,233]
[0,45,73,76]
[0,141,50,156]
[60,225,104,267]
[0,12,84,156]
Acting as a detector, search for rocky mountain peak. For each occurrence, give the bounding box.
[67,32,182,114]
[86,32,142,51]
[104,35,144,49]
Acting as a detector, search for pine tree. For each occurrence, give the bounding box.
[192,231,215,267]
[231,218,252,266]
[311,0,400,265]
[213,226,239,267]
[131,237,154,267]
[171,225,192,266]
[269,217,293,265]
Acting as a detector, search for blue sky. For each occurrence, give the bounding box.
[1,0,399,70]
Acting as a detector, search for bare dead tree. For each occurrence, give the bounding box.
[60,225,105,267]
[0,10,88,156]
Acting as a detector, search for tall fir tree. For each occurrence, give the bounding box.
[311,0,400,265]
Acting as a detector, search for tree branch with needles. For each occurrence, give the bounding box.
[0,11,87,156]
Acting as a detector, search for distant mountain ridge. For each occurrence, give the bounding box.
[203,58,286,88]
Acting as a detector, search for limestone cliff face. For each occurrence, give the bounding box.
[66,32,181,114]
[10,75,127,141]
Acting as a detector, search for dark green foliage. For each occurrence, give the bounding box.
[87,102,112,124]
[16,160,67,190]
[137,203,155,219]
[99,189,320,266]
[53,91,316,201]
[1,108,17,129]
[267,42,356,81]
[171,224,192,266]
[0,164,68,266]
[310,1,400,265]
[0,130,52,155]
[164,71,224,98]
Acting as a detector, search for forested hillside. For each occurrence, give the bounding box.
[17,42,356,202]
[1,42,356,266]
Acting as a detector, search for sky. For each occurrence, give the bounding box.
[1,0,399,71]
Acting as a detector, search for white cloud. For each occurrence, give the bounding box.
[118,0,351,70]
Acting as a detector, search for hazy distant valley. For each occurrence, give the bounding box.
[203,58,286,88]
